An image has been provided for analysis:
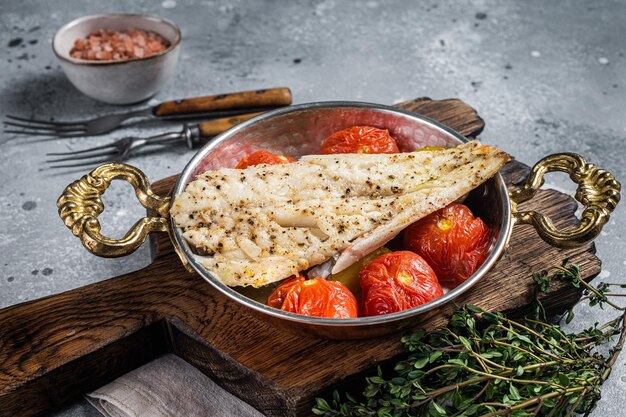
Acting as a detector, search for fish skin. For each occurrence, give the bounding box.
[171,141,510,287]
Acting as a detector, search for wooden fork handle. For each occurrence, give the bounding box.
[197,112,263,137]
[152,87,292,117]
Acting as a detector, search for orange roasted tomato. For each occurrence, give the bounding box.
[267,275,358,319]
[320,126,400,154]
[403,203,491,287]
[236,150,296,168]
[359,251,443,317]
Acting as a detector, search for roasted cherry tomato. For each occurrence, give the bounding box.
[236,150,296,168]
[266,275,305,309]
[403,203,491,287]
[330,247,392,295]
[267,276,358,319]
[320,126,399,154]
[359,251,443,317]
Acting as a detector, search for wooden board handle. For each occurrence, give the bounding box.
[153,87,292,117]
[0,98,604,417]
[0,260,179,417]
[197,112,263,137]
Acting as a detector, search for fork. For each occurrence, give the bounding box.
[46,112,261,168]
[5,87,291,138]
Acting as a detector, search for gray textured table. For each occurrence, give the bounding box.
[1,0,625,416]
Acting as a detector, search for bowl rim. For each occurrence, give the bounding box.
[52,13,181,66]
[172,101,514,327]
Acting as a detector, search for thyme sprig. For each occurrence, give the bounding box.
[314,263,626,417]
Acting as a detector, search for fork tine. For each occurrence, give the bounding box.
[3,121,85,133]
[4,129,56,136]
[48,156,120,169]
[5,114,86,128]
[46,149,118,164]
[47,143,118,157]
[3,129,86,138]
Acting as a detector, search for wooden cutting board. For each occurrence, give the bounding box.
[0,98,601,417]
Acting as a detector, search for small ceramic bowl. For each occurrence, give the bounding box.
[52,14,181,105]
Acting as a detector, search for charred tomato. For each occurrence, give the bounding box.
[267,276,358,319]
[403,203,491,287]
[320,126,399,154]
[359,251,443,317]
[236,150,296,168]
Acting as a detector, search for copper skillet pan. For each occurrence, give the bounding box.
[57,102,621,339]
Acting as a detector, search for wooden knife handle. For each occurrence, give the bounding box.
[197,112,263,138]
[153,87,292,117]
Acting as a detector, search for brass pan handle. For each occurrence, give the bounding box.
[57,164,170,257]
[509,153,620,248]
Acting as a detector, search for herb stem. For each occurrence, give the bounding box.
[489,339,551,363]
[479,386,586,417]
[459,365,565,389]
[563,388,588,417]
[499,317,567,354]
[557,266,624,311]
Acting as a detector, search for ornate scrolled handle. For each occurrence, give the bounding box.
[57,164,171,257]
[509,153,620,248]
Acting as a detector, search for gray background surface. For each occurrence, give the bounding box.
[0,0,624,416]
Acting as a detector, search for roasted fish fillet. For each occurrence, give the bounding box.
[171,141,510,287]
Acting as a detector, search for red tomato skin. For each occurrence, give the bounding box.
[236,150,296,169]
[266,275,305,309]
[403,203,492,287]
[320,126,400,155]
[359,251,443,317]
[267,277,358,319]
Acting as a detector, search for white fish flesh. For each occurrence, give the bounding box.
[171,141,510,287]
